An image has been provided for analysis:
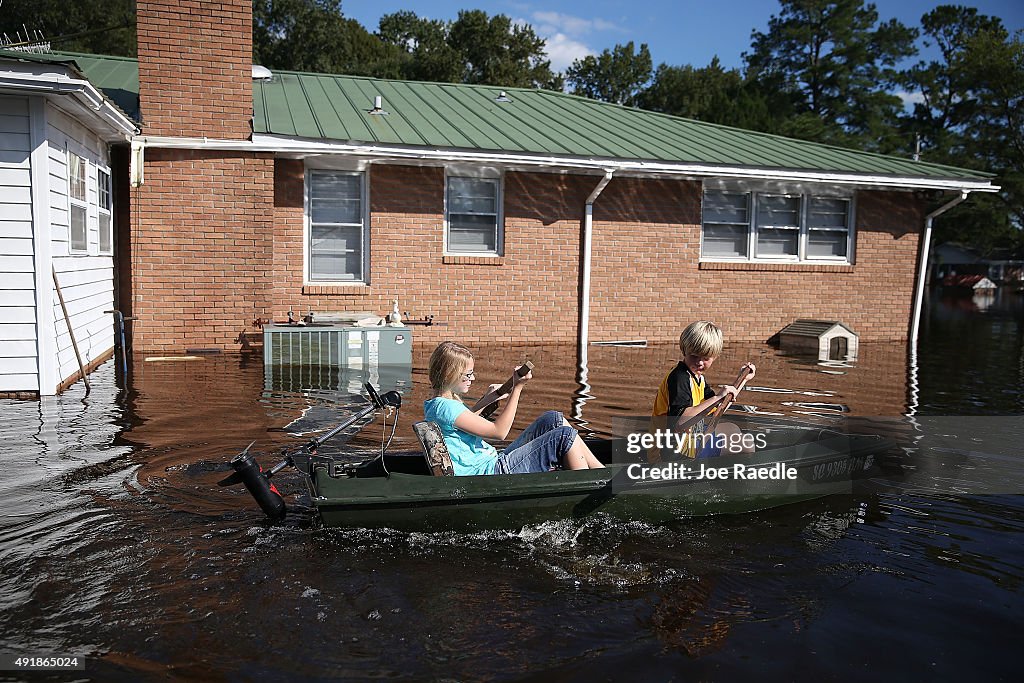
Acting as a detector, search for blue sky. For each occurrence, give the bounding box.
[341,0,1024,72]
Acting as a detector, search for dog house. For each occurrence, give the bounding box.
[779,320,859,362]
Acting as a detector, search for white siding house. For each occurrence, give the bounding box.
[0,51,136,396]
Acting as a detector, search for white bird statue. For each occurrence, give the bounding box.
[388,299,403,326]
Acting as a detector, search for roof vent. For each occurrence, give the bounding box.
[252,65,273,81]
[495,91,512,103]
[368,95,389,116]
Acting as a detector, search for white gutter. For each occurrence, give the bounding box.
[579,170,614,353]
[909,191,970,346]
[0,71,138,138]
[130,134,1000,194]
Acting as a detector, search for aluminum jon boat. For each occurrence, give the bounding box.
[222,385,896,531]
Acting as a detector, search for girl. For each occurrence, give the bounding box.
[424,341,605,475]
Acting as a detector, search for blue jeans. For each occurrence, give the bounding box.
[494,411,577,474]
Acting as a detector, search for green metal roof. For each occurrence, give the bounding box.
[28,51,993,182]
[1,49,141,121]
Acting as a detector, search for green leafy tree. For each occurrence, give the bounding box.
[378,9,558,89]
[744,0,917,145]
[638,57,794,131]
[253,0,397,77]
[0,0,135,56]
[565,42,653,107]
[377,10,461,82]
[900,6,1024,256]
[449,10,556,88]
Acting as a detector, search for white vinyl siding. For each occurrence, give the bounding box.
[45,103,115,389]
[702,189,853,263]
[445,176,502,255]
[0,96,39,392]
[306,170,368,283]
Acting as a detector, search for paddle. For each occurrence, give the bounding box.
[705,363,754,433]
[471,361,534,418]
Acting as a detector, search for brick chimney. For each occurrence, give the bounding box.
[136,0,252,139]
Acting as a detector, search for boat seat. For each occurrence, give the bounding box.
[412,421,455,477]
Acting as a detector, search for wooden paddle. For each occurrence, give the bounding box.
[705,363,754,433]
[472,361,534,418]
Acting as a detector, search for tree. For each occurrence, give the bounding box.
[448,10,557,88]
[253,0,397,77]
[744,0,917,145]
[900,6,1024,256]
[0,0,135,56]
[565,42,652,107]
[638,57,793,131]
[377,10,461,82]
[378,9,559,89]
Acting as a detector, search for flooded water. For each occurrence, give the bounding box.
[2,291,1022,681]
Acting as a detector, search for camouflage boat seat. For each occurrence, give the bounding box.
[412,421,455,477]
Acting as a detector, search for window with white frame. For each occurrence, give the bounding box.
[701,189,852,262]
[307,170,367,283]
[68,151,88,253]
[446,175,502,255]
[98,168,112,255]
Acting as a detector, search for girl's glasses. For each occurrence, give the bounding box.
[463,371,475,380]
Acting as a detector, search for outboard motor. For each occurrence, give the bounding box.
[226,448,287,521]
[220,384,400,521]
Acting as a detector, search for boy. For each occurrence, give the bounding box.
[652,320,755,457]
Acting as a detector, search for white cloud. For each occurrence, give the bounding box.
[531,11,621,37]
[516,9,623,72]
[544,32,594,71]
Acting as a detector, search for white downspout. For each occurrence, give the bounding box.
[579,170,614,351]
[907,190,968,417]
[910,191,968,345]
[130,139,145,187]
[573,170,613,425]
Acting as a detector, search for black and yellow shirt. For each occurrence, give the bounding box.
[653,362,716,418]
[652,362,716,459]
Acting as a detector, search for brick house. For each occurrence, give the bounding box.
[31,0,1002,361]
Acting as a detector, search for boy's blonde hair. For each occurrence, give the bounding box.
[428,341,474,395]
[679,321,723,358]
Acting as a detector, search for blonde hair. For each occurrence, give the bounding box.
[679,320,723,358]
[429,341,474,395]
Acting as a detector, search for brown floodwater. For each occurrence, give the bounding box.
[0,291,1022,681]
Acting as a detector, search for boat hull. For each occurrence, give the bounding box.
[307,428,890,531]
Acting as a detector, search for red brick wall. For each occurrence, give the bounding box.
[128,161,924,352]
[136,0,252,139]
[588,180,924,343]
[129,150,274,352]
[269,165,587,349]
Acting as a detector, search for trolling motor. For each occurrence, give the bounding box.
[219,383,402,522]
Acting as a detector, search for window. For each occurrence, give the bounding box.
[446,176,502,255]
[68,152,88,253]
[307,170,367,283]
[702,192,750,258]
[806,196,851,259]
[98,168,112,255]
[701,189,852,263]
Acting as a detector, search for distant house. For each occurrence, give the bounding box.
[0,0,1002,396]
[0,50,136,396]
[932,242,1024,285]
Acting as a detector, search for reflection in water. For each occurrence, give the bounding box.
[0,291,1021,679]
